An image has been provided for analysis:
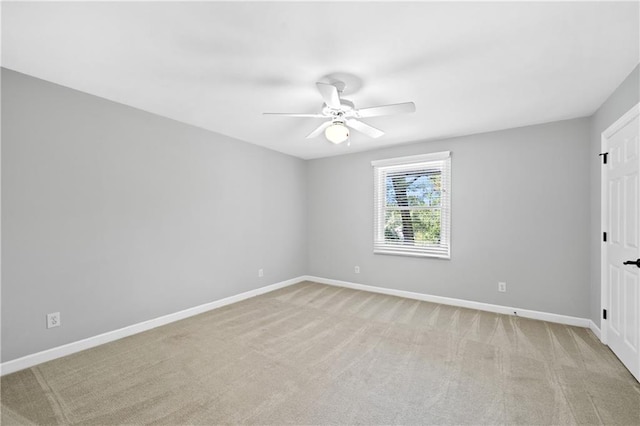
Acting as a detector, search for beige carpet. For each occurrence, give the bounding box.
[2,281,639,425]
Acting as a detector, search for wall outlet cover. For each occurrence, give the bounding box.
[47,312,61,329]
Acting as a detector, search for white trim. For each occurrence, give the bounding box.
[0,276,305,376]
[373,249,450,259]
[372,152,451,259]
[1,274,594,376]
[602,103,640,139]
[371,150,450,167]
[304,276,590,328]
[589,320,602,340]
[600,126,609,344]
[599,102,640,345]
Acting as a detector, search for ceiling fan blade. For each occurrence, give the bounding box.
[263,112,326,118]
[345,119,385,139]
[356,102,416,118]
[316,82,341,109]
[306,121,332,139]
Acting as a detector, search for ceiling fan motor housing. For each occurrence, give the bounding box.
[322,99,354,118]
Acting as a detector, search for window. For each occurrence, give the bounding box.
[372,151,451,259]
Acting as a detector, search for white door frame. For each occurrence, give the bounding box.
[600,102,640,345]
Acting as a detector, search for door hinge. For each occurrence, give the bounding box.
[599,152,608,164]
[603,232,607,242]
[603,309,607,320]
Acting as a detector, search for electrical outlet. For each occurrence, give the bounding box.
[47,312,61,329]
[355,266,360,274]
[498,282,507,293]
[258,269,264,278]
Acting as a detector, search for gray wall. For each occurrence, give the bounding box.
[589,65,640,325]
[1,69,307,362]
[308,118,591,318]
[3,64,636,363]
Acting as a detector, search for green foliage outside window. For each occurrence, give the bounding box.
[384,209,441,244]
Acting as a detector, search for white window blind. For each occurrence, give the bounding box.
[372,151,451,259]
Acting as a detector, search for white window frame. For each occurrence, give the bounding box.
[372,151,451,259]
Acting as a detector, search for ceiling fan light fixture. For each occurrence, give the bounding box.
[325,122,349,144]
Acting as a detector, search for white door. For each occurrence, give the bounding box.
[602,103,640,382]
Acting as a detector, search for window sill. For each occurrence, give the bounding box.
[373,249,450,260]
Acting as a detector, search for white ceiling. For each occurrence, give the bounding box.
[2,2,638,159]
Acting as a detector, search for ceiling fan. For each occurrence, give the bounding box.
[263,82,416,144]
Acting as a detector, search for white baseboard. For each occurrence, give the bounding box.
[0,276,305,376]
[302,275,591,328]
[589,320,602,339]
[2,275,592,376]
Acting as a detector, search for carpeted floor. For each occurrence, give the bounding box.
[2,281,640,425]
